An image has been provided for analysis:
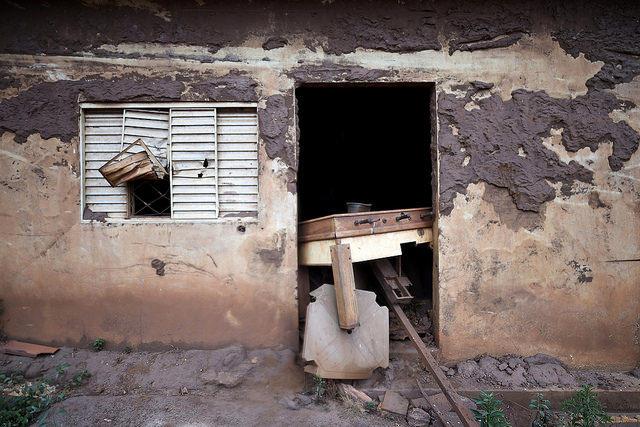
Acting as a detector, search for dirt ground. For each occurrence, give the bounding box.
[0,346,395,426]
[1,342,639,426]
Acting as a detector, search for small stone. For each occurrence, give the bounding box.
[279,395,300,410]
[456,360,479,378]
[506,367,514,375]
[294,393,313,406]
[410,397,429,411]
[447,368,455,376]
[179,387,188,395]
[440,365,449,373]
[631,367,640,378]
[498,362,508,371]
[506,357,523,369]
[250,357,258,364]
[407,407,431,426]
[380,390,409,416]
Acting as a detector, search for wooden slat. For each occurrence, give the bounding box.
[86,152,121,161]
[85,203,128,212]
[171,177,217,186]
[172,194,216,203]
[217,125,257,134]
[172,211,218,219]
[218,134,258,143]
[218,177,258,186]
[217,151,257,160]
[219,185,258,195]
[172,134,217,143]
[219,202,257,212]
[172,202,217,211]
[172,117,216,126]
[124,118,169,130]
[218,168,258,177]
[217,117,258,125]
[124,110,169,121]
[85,186,127,195]
[219,160,258,169]
[171,125,216,135]
[170,142,216,152]
[330,244,359,330]
[170,110,216,117]
[171,151,216,161]
[218,194,257,203]
[172,185,218,194]
[85,195,129,204]
[172,169,216,178]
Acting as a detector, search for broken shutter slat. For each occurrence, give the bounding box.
[83,110,128,219]
[122,109,170,167]
[216,109,259,218]
[169,108,219,220]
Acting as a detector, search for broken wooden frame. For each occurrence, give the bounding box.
[99,138,167,187]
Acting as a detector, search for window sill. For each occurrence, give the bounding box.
[80,217,258,225]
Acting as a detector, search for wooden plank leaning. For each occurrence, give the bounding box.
[330,244,359,330]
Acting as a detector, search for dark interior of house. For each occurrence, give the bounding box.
[296,84,434,301]
[296,85,433,221]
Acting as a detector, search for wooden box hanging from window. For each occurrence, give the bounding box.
[99,138,168,187]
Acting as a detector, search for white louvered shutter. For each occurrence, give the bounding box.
[169,108,218,219]
[217,108,258,217]
[122,109,170,166]
[83,110,128,218]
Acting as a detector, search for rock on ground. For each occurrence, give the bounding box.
[407,407,431,426]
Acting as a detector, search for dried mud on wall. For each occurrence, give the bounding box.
[435,3,640,367]
[0,0,638,364]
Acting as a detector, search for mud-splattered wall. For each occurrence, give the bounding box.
[0,0,638,367]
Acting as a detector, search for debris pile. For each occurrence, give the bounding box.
[447,353,640,389]
[389,300,433,345]
[376,389,476,426]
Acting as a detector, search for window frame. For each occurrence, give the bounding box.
[80,102,259,224]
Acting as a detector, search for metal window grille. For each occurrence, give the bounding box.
[130,178,171,216]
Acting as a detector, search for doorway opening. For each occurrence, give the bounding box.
[297,85,433,221]
[296,84,436,345]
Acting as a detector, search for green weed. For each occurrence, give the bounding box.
[92,338,106,352]
[530,393,554,427]
[560,385,611,427]
[472,391,510,427]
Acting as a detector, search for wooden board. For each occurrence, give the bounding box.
[1,340,59,358]
[299,207,433,242]
[299,227,432,266]
[330,244,359,330]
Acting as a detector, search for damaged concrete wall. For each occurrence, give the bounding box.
[0,1,638,367]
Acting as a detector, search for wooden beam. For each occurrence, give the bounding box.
[330,244,359,330]
[388,303,477,427]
